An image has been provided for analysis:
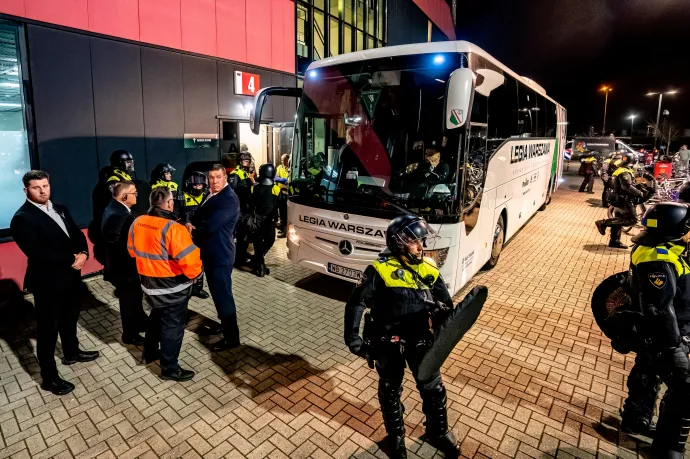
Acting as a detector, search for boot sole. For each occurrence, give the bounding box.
[160,373,195,382]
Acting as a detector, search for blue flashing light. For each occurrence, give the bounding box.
[308,70,318,78]
[433,54,445,65]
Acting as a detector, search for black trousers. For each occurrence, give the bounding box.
[253,220,276,267]
[278,192,288,231]
[601,199,637,243]
[602,182,612,208]
[579,172,595,192]
[144,298,189,374]
[116,279,147,339]
[33,285,81,381]
[622,350,661,424]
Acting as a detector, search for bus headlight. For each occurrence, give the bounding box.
[287,223,299,245]
[425,248,449,268]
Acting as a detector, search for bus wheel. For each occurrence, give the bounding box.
[483,216,504,270]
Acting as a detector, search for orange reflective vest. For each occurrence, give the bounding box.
[127,213,202,307]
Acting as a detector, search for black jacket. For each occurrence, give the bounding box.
[251,184,278,219]
[101,199,137,285]
[191,184,240,267]
[11,201,88,293]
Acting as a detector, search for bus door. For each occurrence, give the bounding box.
[456,121,492,286]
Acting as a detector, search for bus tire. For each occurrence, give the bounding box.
[539,178,553,211]
[483,215,505,270]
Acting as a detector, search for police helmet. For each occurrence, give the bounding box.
[258,163,276,186]
[631,202,690,245]
[238,152,252,169]
[386,215,437,264]
[185,171,208,196]
[619,153,636,167]
[151,163,175,183]
[678,182,690,204]
[110,149,134,171]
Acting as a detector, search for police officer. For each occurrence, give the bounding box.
[236,164,279,277]
[596,153,653,249]
[620,203,690,458]
[276,154,290,238]
[578,151,598,193]
[600,154,621,208]
[229,152,254,214]
[151,163,183,215]
[344,215,459,459]
[105,149,135,183]
[182,171,210,299]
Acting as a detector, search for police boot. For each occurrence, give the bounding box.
[608,240,629,249]
[621,370,660,437]
[595,220,607,235]
[378,379,407,459]
[252,264,269,278]
[652,389,690,458]
[420,377,459,458]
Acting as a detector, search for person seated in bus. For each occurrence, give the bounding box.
[415,142,450,184]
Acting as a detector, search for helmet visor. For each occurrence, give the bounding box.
[397,218,439,249]
[188,173,208,186]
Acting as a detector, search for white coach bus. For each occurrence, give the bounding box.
[251,41,567,295]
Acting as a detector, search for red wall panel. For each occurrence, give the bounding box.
[282,0,295,73]
[88,0,140,42]
[245,0,272,69]
[0,0,26,17]
[25,0,89,30]
[270,0,284,72]
[412,0,456,40]
[181,0,216,56]
[139,0,182,50]
[216,0,246,62]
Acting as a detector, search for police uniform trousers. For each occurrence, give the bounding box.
[602,181,612,208]
[374,337,449,441]
[33,284,81,381]
[206,266,240,344]
[143,297,189,374]
[252,217,276,267]
[601,198,637,243]
[579,172,595,192]
[278,192,288,232]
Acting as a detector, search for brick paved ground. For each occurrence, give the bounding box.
[0,171,674,458]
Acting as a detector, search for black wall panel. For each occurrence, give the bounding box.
[387,0,429,47]
[90,37,146,174]
[271,73,284,123]
[256,69,274,121]
[282,74,298,121]
[183,55,220,164]
[217,61,236,118]
[141,48,185,184]
[27,25,98,227]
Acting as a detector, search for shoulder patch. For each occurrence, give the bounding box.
[648,272,668,289]
[356,273,367,286]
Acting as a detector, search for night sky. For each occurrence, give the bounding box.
[455,0,690,137]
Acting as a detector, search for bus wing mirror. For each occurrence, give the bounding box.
[444,68,475,131]
[250,86,303,134]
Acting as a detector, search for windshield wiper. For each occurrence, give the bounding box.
[333,188,414,217]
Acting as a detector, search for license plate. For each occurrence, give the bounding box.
[328,263,362,280]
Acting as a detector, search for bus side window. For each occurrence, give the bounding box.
[487,76,519,152]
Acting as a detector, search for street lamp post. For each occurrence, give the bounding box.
[600,86,613,135]
[628,114,637,137]
[647,90,678,149]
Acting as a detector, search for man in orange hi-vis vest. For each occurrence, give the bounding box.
[128,187,202,382]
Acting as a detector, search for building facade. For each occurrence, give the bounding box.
[0,0,454,288]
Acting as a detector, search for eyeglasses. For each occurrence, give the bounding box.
[124,192,138,197]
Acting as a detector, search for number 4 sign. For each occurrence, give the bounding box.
[234,71,261,96]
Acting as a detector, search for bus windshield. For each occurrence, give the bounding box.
[291,53,467,222]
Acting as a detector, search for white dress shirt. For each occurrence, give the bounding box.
[28,199,70,237]
[203,182,228,205]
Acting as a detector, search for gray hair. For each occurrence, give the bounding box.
[149,187,172,209]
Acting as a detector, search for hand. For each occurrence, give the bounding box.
[348,336,368,358]
[185,223,195,233]
[72,253,87,270]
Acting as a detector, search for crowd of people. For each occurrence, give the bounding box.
[10,146,288,394]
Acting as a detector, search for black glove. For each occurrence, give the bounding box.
[348,336,369,358]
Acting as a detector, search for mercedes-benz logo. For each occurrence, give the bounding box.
[338,240,354,256]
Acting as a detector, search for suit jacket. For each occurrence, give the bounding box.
[101,199,138,285]
[191,184,240,267]
[11,201,88,294]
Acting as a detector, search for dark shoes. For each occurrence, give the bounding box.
[192,289,210,299]
[141,348,160,364]
[609,241,629,249]
[161,367,195,382]
[595,220,607,235]
[380,435,407,459]
[61,349,100,365]
[621,417,656,437]
[423,431,459,458]
[586,191,595,194]
[212,338,241,352]
[41,377,75,396]
[122,334,145,346]
[252,264,270,277]
[277,230,286,238]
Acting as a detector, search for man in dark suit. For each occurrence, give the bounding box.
[11,171,100,396]
[101,180,147,345]
[188,164,241,351]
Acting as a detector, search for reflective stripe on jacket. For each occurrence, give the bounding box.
[632,243,690,277]
[372,256,439,289]
[106,169,132,182]
[127,211,202,307]
[151,180,178,192]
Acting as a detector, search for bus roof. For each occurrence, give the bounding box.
[307,40,560,106]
